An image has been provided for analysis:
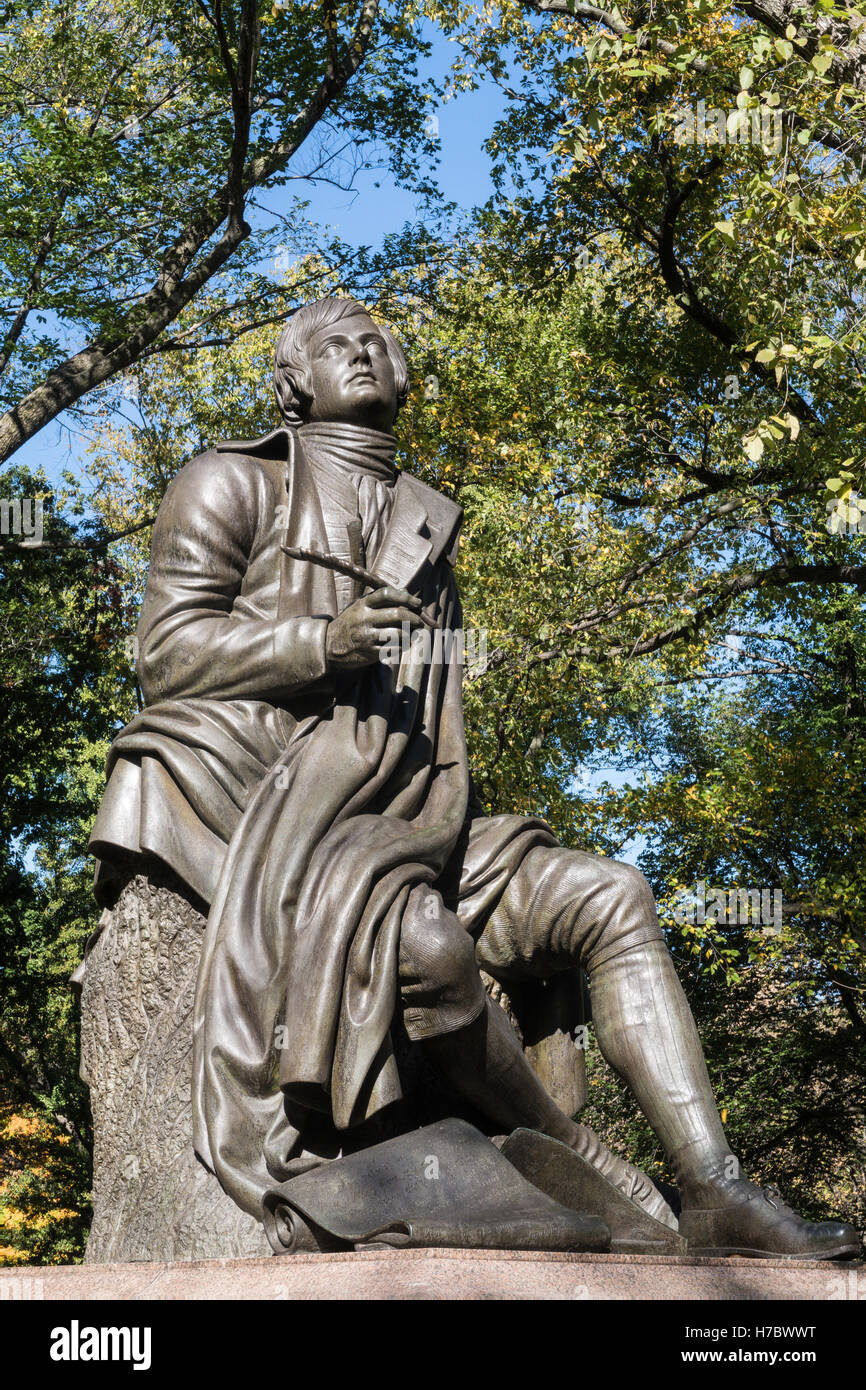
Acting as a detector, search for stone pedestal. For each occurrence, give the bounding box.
[2,1251,863,1301]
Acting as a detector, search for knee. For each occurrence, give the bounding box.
[594,860,657,919]
[398,890,486,1042]
[577,860,664,971]
[399,894,479,997]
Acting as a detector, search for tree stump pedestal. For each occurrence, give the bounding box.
[80,865,270,1263]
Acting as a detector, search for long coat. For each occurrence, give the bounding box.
[90,425,463,907]
[89,427,554,1218]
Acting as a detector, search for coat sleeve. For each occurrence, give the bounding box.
[137,451,329,703]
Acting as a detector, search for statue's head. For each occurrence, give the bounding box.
[273,297,409,432]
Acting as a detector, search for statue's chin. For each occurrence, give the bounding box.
[347,381,389,405]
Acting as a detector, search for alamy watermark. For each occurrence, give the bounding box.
[0,495,43,545]
[0,1275,44,1300]
[377,620,487,673]
[673,100,783,153]
[50,1322,152,1371]
[672,880,783,935]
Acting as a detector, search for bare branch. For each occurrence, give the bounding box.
[0,515,155,553]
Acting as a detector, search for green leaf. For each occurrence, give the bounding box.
[743,433,765,461]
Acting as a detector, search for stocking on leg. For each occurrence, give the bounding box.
[420,994,675,1223]
[588,937,731,1192]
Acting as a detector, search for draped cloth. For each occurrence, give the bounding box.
[191,434,475,1220]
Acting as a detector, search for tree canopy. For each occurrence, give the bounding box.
[0,0,442,460]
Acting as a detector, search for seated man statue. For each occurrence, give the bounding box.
[88,296,857,1260]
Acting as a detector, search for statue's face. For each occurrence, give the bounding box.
[305,313,397,430]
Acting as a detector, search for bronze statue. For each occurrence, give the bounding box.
[86,297,858,1260]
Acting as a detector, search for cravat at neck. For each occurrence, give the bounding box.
[298,421,397,482]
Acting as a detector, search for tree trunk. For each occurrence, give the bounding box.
[80,865,270,1262]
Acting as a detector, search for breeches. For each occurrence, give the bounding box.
[399,840,664,1042]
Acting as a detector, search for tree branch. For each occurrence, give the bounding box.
[529,0,866,162]
[0,0,381,463]
[473,558,866,680]
[0,515,155,553]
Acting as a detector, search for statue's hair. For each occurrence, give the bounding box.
[273,296,409,426]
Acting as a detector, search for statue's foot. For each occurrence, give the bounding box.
[568,1124,677,1230]
[680,1174,859,1260]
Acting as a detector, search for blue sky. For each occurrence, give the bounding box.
[266,28,503,249]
